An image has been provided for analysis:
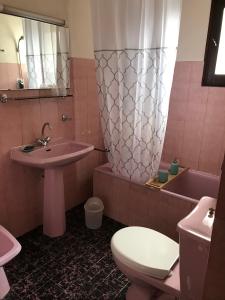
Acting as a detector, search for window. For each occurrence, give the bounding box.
[202,0,225,86]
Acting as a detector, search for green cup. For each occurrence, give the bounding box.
[158,169,169,183]
[170,162,179,175]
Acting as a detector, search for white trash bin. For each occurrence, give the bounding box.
[84,197,104,229]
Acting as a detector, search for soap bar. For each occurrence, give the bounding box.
[21,145,35,153]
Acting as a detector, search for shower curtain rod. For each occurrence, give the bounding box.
[0,3,65,26]
[94,147,110,153]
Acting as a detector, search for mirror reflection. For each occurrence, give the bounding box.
[0,13,70,92]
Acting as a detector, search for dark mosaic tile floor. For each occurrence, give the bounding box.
[4,206,129,300]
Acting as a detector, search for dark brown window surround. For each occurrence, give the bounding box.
[202,0,225,86]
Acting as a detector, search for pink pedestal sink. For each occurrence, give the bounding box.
[10,139,94,237]
[0,225,21,299]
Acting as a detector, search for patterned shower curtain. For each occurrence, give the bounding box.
[91,0,182,183]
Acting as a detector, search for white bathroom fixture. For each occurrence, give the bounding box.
[111,196,216,299]
[111,227,179,280]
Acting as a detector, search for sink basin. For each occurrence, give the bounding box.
[0,226,21,299]
[10,140,94,169]
[177,196,216,242]
[10,139,94,237]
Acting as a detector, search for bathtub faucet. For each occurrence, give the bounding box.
[36,122,52,146]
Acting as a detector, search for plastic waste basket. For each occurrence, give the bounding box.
[84,197,104,229]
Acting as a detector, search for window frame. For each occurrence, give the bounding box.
[202,0,225,87]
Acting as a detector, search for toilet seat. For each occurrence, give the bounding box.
[111,226,179,279]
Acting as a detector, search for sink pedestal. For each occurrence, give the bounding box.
[43,168,65,237]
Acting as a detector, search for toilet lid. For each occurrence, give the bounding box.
[111,226,179,279]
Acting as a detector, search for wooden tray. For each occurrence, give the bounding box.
[145,166,189,190]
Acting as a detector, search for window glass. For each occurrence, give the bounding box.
[215,8,225,75]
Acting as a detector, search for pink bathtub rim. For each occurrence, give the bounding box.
[94,162,220,204]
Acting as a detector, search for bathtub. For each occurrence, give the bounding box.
[163,168,219,201]
[93,163,220,241]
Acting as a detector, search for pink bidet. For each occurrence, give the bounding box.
[0,225,21,299]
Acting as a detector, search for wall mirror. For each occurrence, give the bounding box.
[0,6,70,96]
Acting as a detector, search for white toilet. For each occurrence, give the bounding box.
[111,196,216,300]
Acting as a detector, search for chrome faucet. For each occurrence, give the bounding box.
[37,122,52,146]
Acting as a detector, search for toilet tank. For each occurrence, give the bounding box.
[177,196,216,300]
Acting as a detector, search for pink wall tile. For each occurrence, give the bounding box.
[0,63,22,90]
[180,120,204,169]
[0,57,105,237]
[198,124,225,173]
[63,164,78,210]
[205,88,225,127]
[57,97,75,140]
[163,61,225,175]
[0,102,23,150]
[7,64,20,90]
[162,120,185,162]
[71,57,106,204]
[190,62,204,84]
[185,84,208,123]
[40,98,60,138]
[168,98,188,122]
[21,64,29,88]
[75,78,88,98]
[173,61,192,84]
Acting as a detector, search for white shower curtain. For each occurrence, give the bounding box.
[91,0,182,183]
[23,19,70,94]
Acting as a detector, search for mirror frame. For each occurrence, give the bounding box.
[202,0,225,87]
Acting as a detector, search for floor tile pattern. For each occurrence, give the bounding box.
[5,206,129,300]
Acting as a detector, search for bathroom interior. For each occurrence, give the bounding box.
[0,0,225,299]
